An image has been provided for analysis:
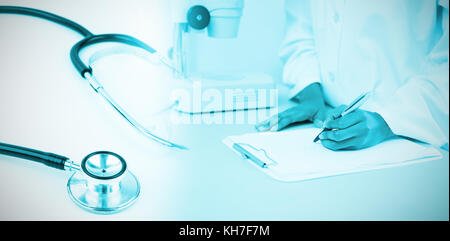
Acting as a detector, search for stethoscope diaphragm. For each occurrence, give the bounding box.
[67,151,140,214]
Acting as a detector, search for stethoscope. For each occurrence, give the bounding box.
[0,142,140,214]
[0,6,186,214]
[0,5,186,150]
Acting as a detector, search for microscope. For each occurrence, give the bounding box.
[170,0,276,114]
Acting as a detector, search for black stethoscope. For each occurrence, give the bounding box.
[0,5,186,149]
[0,5,189,214]
[0,142,140,214]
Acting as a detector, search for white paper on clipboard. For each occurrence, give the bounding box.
[223,127,443,182]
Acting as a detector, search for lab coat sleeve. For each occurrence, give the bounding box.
[279,0,322,99]
[371,1,449,148]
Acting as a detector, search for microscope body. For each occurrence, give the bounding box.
[170,0,275,113]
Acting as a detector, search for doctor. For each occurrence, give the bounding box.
[256,0,449,151]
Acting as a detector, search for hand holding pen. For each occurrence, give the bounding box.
[313,92,395,151]
[314,92,371,142]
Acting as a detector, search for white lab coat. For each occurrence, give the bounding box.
[280,0,449,149]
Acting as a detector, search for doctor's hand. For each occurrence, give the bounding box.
[255,83,330,132]
[318,106,395,151]
[255,102,331,132]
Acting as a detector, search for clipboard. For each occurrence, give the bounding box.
[231,143,278,168]
[223,127,443,182]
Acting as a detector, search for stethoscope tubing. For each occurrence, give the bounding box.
[0,142,140,214]
[0,142,70,170]
[0,6,93,37]
[85,73,187,149]
[0,5,186,149]
[70,33,156,77]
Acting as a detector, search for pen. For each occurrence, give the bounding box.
[313,92,371,143]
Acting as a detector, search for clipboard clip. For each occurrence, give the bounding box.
[233,143,278,168]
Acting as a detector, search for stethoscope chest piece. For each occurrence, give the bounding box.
[67,151,140,214]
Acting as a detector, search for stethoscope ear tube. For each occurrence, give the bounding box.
[0,142,69,170]
[0,6,93,37]
[70,34,157,77]
[71,34,187,149]
[83,72,187,150]
[0,6,188,150]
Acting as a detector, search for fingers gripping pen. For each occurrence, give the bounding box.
[313,92,371,143]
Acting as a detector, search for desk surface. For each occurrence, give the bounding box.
[0,81,448,220]
[0,1,448,220]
